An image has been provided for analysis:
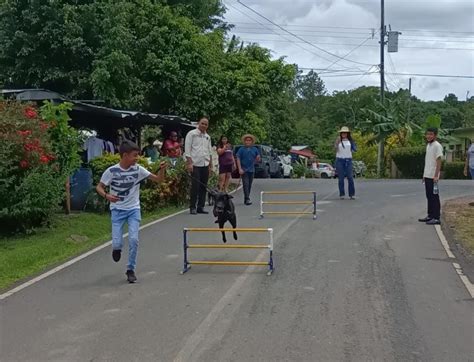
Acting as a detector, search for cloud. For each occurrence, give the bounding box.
[224,0,474,100]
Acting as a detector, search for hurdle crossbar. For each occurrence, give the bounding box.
[181,228,274,275]
[260,191,317,220]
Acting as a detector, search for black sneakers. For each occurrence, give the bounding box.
[426,219,441,225]
[112,249,121,262]
[197,209,209,214]
[244,199,252,205]
[126,270,137,283]
[190,208,197,215]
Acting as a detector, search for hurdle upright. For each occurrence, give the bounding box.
[260,191,317,220]
[181,227,274,276]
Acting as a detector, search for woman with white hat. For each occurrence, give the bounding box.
[335,126,357,199]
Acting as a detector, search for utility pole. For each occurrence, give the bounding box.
[409,78,412,95]
[377,0,386,178]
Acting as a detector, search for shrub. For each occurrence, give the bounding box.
[0,101,81,231]
[89,155,223,212]
[391,147,425,179]
[292,160,312,178]
[443,162,465,179]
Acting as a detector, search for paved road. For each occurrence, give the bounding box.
[1,179,473,361]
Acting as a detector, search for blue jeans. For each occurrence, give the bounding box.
[470,167,474,179]
[111,209,141,271]
[336,158,355,197]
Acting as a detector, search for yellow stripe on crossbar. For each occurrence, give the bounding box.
[189,261,269,266]
[184,228,270,232]
[262,191,315,194]
[188,244,269,249]
[262,201,313,205]
[263,211,313,214]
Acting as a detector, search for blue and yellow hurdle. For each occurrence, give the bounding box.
[181,227,274,276]
[260,191,317,220]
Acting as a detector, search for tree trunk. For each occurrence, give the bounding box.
[377,139,385,178]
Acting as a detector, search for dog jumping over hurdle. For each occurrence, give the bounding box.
[211,191,238,243]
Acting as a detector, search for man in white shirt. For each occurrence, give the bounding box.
[419,128,443,225]
[184,117,213,214]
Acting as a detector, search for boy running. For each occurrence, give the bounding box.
[96,141,167,283]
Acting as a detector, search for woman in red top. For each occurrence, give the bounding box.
[162,131,182,159]
[217,136,236,192]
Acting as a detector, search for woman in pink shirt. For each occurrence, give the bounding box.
[217,136,236,192]
[162,131,182,159]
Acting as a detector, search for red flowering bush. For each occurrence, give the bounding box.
[0,101,81,231]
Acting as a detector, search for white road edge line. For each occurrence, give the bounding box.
[434,225,455,258]
[0,186,243,301]
[434,225,474,299]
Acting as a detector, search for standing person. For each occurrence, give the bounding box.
[236,134,261,205]
[185,117,213,215]
[161,131,182,160]
[463,139,474,179]
[418,127,443,225]
[217,135,236,192]
[335,126,357,200]
[141,137,159,162]
[96,141,167,283]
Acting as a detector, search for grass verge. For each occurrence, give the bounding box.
[443,197,474,256]
[0,206,182,291]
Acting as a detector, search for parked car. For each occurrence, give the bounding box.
[232,144,283,178]
[312,162,335,179]
[279,155,293,178]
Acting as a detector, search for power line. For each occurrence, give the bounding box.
[298,67,474,79]
[318,34,376,74]
[235,37,474,51]
[232,29,474,43]
[224,1,362,72]
[229,21,474,35]
[235,0,375,67]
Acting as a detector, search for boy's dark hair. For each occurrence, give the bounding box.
[119,140,140,156]
[198,115,209,122]
[426,127,438,135]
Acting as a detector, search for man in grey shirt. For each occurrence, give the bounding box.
[184,117,213,214]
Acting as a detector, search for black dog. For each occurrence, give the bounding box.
[211,191,238,243]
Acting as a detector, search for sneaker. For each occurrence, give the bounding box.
[112,249,121,262]
[426,219,441,225]
[190,208,197,215]
[197,209,209,214]
[418,216,432,222]
[350,196,355,200]
[244,200,252,205]
[126,270,137,283]
[340,196,345,200]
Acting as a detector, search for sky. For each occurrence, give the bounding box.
[222,0,474,101]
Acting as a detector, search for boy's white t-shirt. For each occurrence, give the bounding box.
[100,163,151,210]
[423,141,443,179]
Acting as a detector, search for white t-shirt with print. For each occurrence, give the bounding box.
[100,164,151,210]
[423,141,443,179]
[468,144,474,169]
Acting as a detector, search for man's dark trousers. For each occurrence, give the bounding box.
[190,166,209,211]
[424,177,440,220]
[242,172,254,202]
